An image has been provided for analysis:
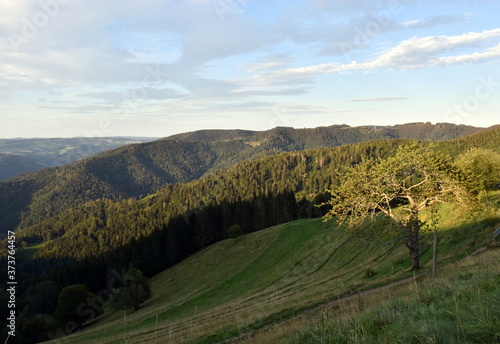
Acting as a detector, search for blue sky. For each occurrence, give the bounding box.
[1,0,499,138]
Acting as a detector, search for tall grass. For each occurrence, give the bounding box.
[289,250,500,344]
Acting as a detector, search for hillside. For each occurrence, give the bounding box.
[8,129,499,281]
[13,128,500,264]
[0,123,492,236]
[12,139,414,268]
[0,140,233,235]
[2,128,499,343]
[0,137,157,182]
[42,206,499,344]
[240,240,500,343]
[0,154,47,181]
[166,122,484,143]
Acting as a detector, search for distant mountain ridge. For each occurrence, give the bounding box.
[0,137,158,181]
[165,122,483,143]
[0,123,493,236]
[14,127,500,271]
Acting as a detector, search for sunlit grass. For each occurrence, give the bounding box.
[46,195,500,344]
[289,249,500,344]
[17,241,45,262]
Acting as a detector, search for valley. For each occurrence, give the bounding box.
[0,137,158,182]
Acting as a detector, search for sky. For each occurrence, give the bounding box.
[1,0,499,138]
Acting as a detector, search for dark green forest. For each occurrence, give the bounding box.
[13,128,500,264]
[0,123,489,236]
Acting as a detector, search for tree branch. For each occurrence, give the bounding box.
[406,169,429,191]
[372,234,406,247]
[417,197,445,211]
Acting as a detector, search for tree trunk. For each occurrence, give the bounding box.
[410,241,420,270]
[406,211,420,270]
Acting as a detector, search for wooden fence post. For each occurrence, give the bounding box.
[432,229,438,277]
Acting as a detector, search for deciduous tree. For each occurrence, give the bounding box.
[455,148,500,191]
[322,144,472,270]
[110,268,152,311]
[54,285,102,327]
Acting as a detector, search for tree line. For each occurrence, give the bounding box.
[0,123,489,236]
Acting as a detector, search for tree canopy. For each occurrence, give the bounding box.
[54,285,102,327]
[110,268,152,311]
[322,144,473,269]
[455,148,500,192]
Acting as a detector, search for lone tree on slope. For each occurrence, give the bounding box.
[322,144,473,270]
[110,268,152,311]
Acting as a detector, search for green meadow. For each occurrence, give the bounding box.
[48,194,499,344]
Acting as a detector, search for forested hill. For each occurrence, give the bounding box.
[13,139,410,279]
[5,127,499,343]
[165,122,484,143]
[12,128,500,284]
[0,123,491,236]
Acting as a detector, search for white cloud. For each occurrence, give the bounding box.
[347,97,409,102]
[361,28,500,70]
[434,42,500,66]
[241,54,295,72]
[247,28,500,87]
[0,0,274,92]
[0,0,281,120]
[276,11,472,57]
[401,13,472,29]
[2,0,500,137]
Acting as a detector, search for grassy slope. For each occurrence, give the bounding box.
[47,196,499,344]
[239,247,500,344]
[16,242,45,262]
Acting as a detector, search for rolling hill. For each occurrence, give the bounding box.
[8,128,500,284]
[166,122,485,143]
[0,154,47,181]
[0,137,158,182]
[0,123,492,236]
